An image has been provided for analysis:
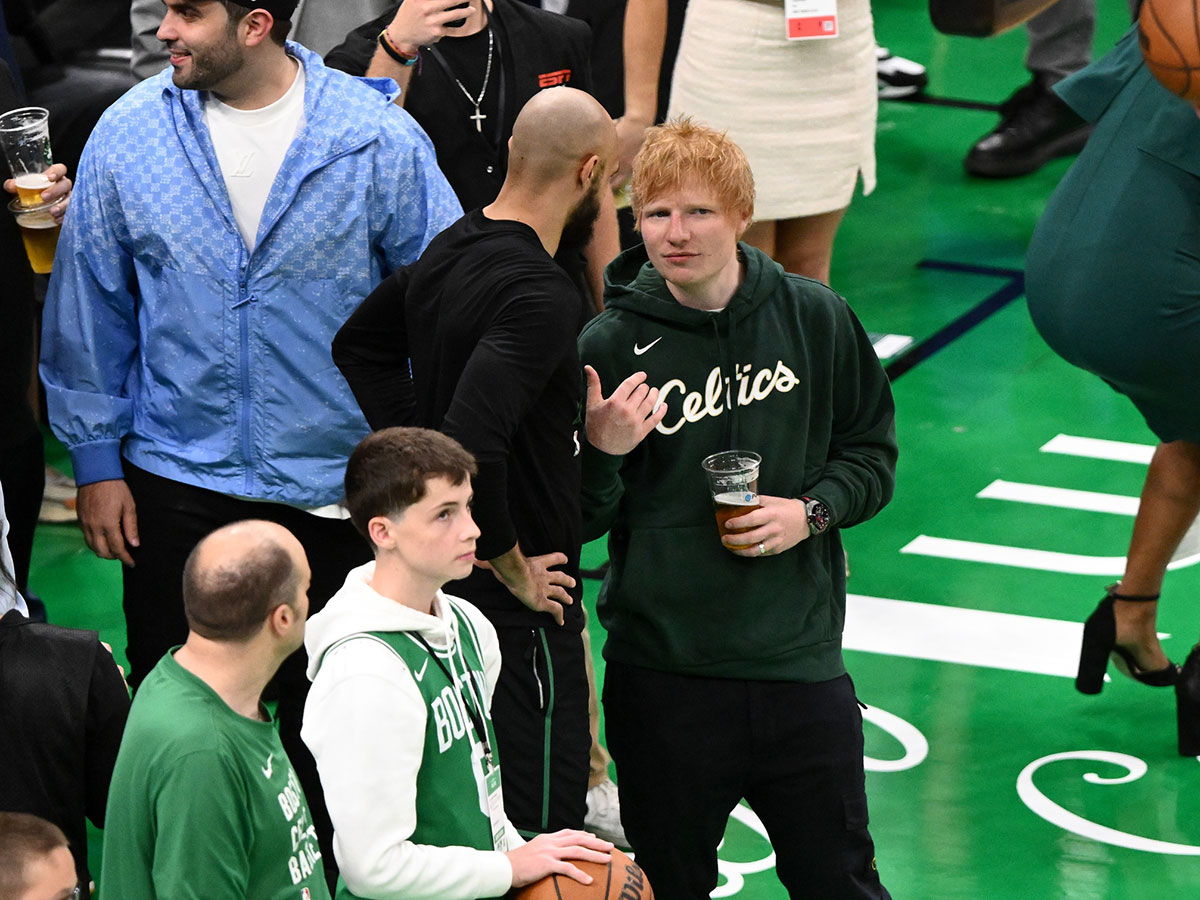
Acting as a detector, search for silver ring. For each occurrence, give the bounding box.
[758,542,766,556]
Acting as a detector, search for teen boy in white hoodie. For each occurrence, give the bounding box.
[302,427,611,900]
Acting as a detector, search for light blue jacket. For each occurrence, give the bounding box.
[41,44,461,507]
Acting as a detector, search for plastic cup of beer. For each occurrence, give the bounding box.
[8,196,61,274]
[701,450,762,551]
[0,106,54,207]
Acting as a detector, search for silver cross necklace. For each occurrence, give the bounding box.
[448,25,494,133]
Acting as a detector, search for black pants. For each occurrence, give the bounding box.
[121,463,372,888]
[491,624,590,835]
[603,663,891,900]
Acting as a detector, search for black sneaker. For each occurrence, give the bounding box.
[877,45,928,99]
[964,76,1093,178]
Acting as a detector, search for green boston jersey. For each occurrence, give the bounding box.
[333,601,500,900]
[100,651,329,900]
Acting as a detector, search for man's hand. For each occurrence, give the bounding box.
[481,546,576,625]
[722,495,811,558]
[611,114,652,190]
[77,479,140,567]
[584,366,666,456]
[507,830,612,889]
[384,0,483,54]
[4,163,72,223]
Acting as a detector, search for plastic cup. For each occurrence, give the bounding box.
[0,107,53,207]
[8,196,61,274]
[701,450,762,551]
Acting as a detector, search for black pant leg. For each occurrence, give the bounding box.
[602,662,747,900]
[490,624,590,834]
[743,675,891,900]
[121,464,232,686]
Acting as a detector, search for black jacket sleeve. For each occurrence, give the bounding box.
[324,5,400,76]
[331,267,419,429]
[440,275,577,560]
[83,641,130,828]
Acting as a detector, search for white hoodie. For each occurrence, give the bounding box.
[302,562,523,900]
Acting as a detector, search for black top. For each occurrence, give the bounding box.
[332,210,586,630]
[326,0,594,211]
[0,610,131,886]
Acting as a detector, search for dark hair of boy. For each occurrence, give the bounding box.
[219,0,292,45]
[0,812,70,899]
[344,427,478,543]
[181,532,302,641]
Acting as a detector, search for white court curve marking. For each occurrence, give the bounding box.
[712,804,777,898]
[861,705,929,772]
[1017,751,1200,855]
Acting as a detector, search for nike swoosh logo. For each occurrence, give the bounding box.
[262,753,273,779]
[413,658,430,682]
[634,337,662,356]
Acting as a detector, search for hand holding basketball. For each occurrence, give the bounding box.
[1139,0,1200,102]
[507,829,614,890]
[513,844,654,900]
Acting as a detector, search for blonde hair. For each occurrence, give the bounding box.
[630,117,756,225]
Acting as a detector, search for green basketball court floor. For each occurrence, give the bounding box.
[27,1,1200,896]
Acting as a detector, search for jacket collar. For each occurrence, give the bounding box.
[157,42,390,252]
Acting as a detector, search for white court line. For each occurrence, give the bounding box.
[977,480,1138,515]
[872,333,913,360]
[844,594,1081,678]
[900,535,1200,574]
[1040,434,1154,464]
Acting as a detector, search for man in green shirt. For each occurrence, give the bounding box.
[100,520,330,900]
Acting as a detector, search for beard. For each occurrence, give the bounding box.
[558,179,603,256]
[168,34,244,92]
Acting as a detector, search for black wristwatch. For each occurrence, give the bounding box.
[801,497,831,535]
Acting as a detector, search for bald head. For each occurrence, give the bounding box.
[506,87,616,187]
[183,521,308,642]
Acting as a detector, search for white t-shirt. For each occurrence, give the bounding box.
[204,60,307,251]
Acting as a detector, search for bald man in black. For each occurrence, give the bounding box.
[332,88,616,837]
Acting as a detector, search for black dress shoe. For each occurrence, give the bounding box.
[1177,646,1200,756]
[1075,584,1178,695]
[965,76,1093,178]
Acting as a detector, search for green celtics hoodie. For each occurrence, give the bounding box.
[578,243,897,682]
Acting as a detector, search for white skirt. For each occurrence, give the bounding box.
[667,0,877,221]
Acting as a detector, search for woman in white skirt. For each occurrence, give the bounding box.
[617,0,876,284]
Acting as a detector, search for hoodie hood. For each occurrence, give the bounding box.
[602,241,786,327]
[305,562,464,680]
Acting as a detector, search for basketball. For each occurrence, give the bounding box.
[1139,0,1200,101]
[514,849,653,900]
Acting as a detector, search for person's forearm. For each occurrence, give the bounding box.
[487,543,529,587]
[622,0,667,124]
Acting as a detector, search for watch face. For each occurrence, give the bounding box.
[806,499,831,534]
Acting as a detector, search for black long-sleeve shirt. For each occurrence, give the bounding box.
[333,209,585,630]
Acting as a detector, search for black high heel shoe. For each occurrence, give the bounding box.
[1075,584,1178,695]
[1176,647,1200,756]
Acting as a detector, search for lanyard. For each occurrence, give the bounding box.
[412,632,494,764]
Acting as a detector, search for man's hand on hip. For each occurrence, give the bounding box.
[77,479,140,567]
[480,545,576,626]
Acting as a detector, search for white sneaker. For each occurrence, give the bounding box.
[877,45,928,99]
[585,779,631,849]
